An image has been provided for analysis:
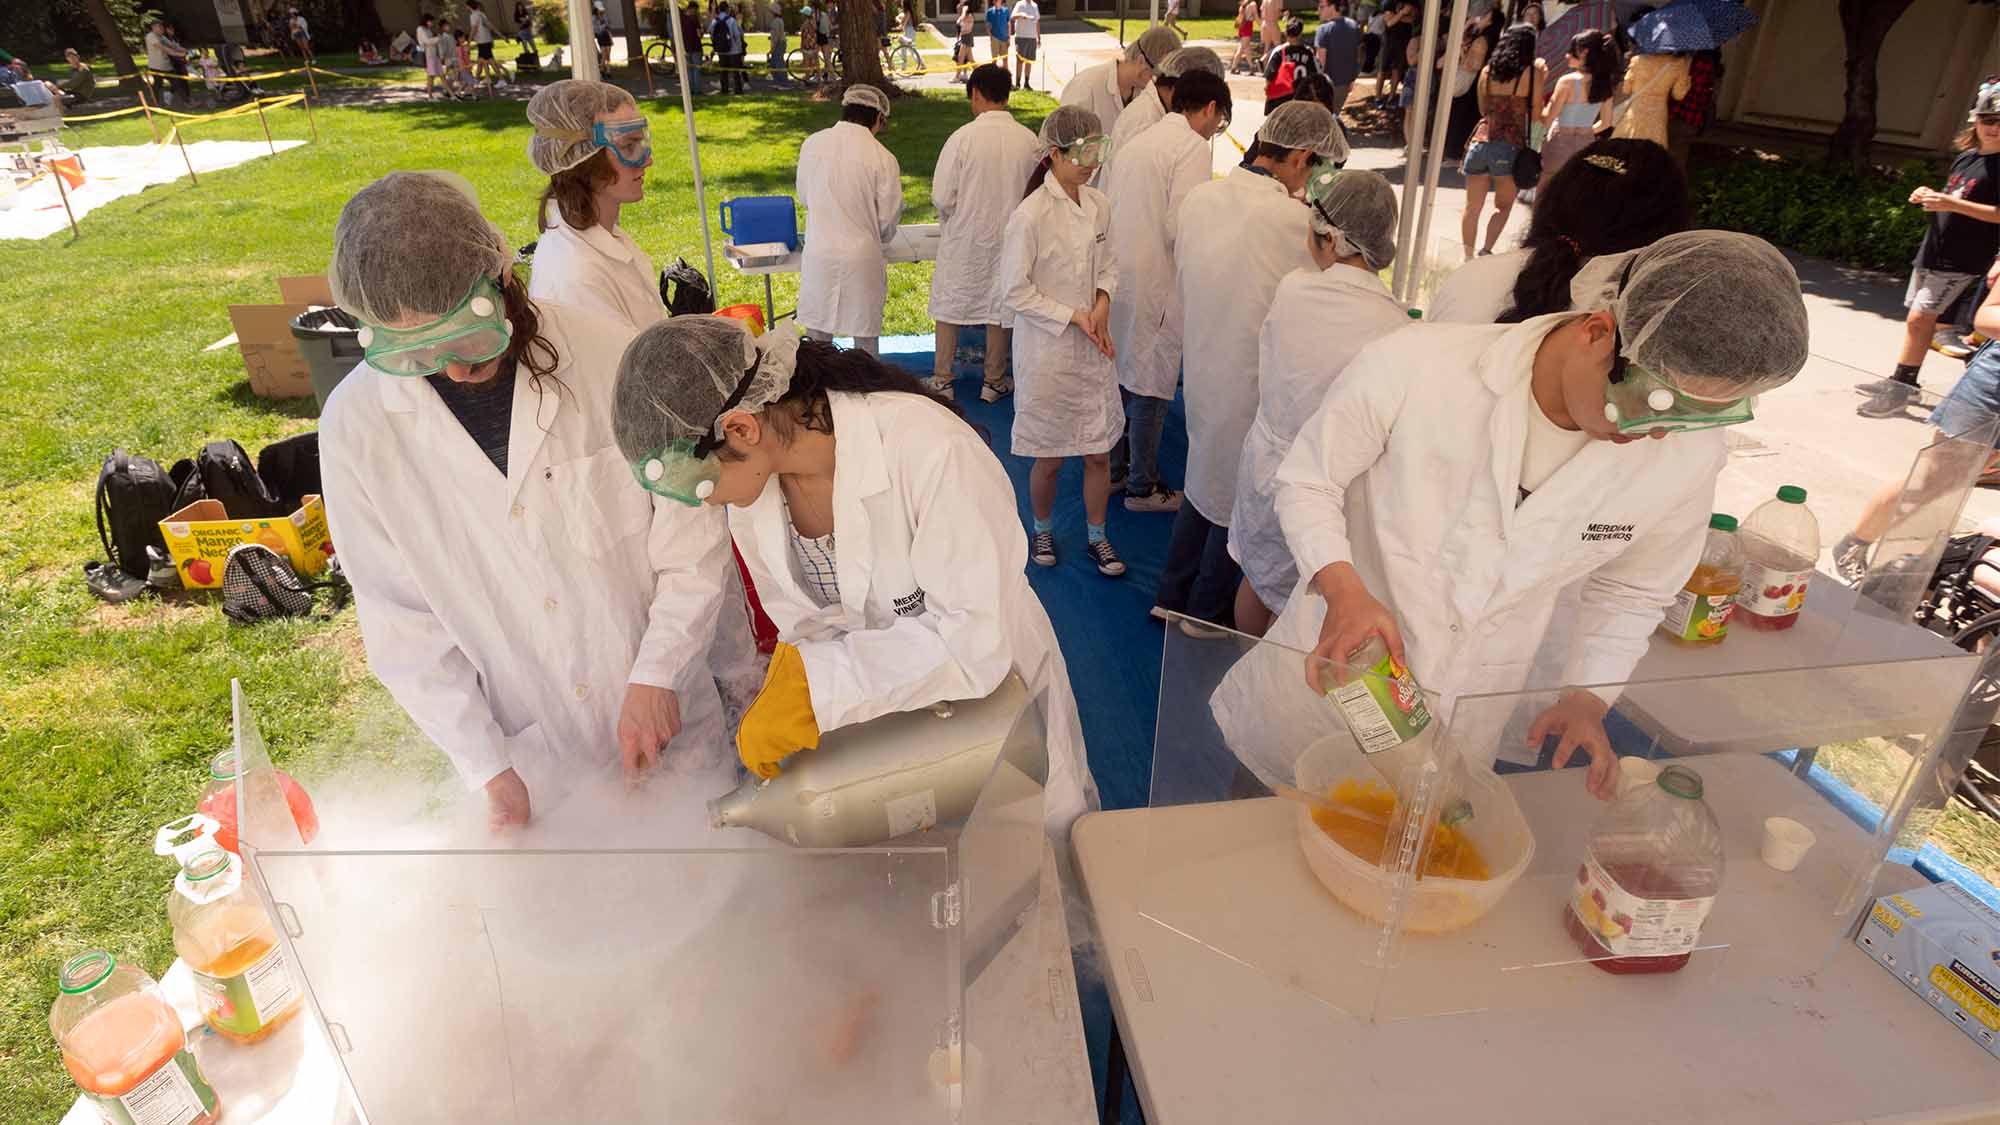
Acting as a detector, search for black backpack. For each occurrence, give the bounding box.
[95,450,184,581]
[662,257,716,316]
[174,439,286,519]
[256,432,322,512]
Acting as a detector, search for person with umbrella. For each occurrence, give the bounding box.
[1618,0,1758,146]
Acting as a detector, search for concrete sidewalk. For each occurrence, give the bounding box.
[1031,24,1997,563]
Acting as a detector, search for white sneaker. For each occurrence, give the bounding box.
[980,376,1013,403]
[928,375,955,400]
[1124,488,1183,514]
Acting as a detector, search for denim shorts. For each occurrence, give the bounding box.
[1931,341,2000,441]
[1462,137,1518,177]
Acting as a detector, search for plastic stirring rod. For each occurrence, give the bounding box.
[1270,782,1390,825]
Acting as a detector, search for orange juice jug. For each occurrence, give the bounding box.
[50,951,220,1125]
[1660,514,1742,646]
[167,847,304,1044]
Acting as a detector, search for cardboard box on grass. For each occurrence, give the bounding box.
[276,275,335,306]
[226,303,314,400]
[1855,882,2000,1060]
[159,495,332,589]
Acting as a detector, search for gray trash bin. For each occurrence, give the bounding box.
[290,306,364,410]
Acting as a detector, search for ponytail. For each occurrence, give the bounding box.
[1497,138,1691,323]
[1023,153,1054,200]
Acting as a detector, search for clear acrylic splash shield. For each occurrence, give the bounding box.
[1139,607,1986,1024]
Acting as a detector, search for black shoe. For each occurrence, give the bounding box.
[84,561,149,604]
[1086,539,1126,577]
[1857,381,1917,418]
[1031,531,1057,567]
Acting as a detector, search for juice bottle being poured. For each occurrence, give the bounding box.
[1563,763,1725,974]
[51,950,221,1125]
[1736,486,1821,631]
[195,748,319,854]
[1660,514,1742,646]
[165,845,305,1044]
[1321,635,1472,827]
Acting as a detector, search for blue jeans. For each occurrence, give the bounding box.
[1156,503,1240,626]
[1112,390,1170,496]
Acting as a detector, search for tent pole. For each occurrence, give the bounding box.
[570,0,601,80]
[1407,0,1470,307]
[1389,0,1443,302]
[667,0,717,291]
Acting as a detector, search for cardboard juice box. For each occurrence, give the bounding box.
[1855,882,2000,1060]
[159,496,332,590]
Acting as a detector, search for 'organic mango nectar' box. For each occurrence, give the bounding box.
[1855,882,2000,1059]
[158,496,332,589]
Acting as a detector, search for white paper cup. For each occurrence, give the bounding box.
[1617,757,1662,798]
[1761,816,1817,872]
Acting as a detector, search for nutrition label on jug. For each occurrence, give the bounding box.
[109,1056,206,1125]
[244,945,300,1020]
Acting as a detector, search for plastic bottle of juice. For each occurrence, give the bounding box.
[166,846,305,1044]
[51,950,221,1125]
[1659,514,1742,646]
[195,748,320,854]
[1563,763,1725,974]
[1322,634,1472,826]
[1736,486,1821,631]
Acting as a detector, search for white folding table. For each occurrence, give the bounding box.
[724,222,942,323]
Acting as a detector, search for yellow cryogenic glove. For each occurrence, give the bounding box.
[737,642,822,780]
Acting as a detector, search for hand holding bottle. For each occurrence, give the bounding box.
[1306,562,1407,695]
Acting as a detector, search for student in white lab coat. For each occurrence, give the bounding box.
[1427,138,1691,325]
[608,317,1100,832]
[796,85,904,356]
[1059,26,1183,147]
[928,63,1041,404]
[1103,68,1233,515]
[320,172,740,830]
[523,80,663,330]
[1161,101,1344,632]
[1266,231,1811,796]
[1001,106,1126,577]
[1228,167,1405,636]
[1102,45,1225,184]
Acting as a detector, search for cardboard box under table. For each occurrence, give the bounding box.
[159,496,331,590]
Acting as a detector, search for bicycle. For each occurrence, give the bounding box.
[885,42,923,77]
[786,45,840,83]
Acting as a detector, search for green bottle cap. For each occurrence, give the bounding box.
[1708,513,1738,532]
[1407,307,1423,319]
[1658,764,1705,800]
[1777,485,1807,504]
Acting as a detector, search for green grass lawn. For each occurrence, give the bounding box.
[1080,15,1248,43]
[0,84,1050,1122]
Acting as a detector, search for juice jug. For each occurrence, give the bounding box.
[1736,485,1821,631]
[1660,514,1742,646]
[166,846,305,1044]
[50,951,220,1125]
[1321,635,1471,826]
[1563,763,1724,974]
[195,748,319,854]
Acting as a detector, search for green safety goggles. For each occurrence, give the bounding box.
[592,117,653,168]
[630,436,724,507]
[357,276,513,377]
[1062,134,1111,170]
[1603,359,1755,435]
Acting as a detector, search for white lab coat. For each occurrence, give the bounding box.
[1173,167,1313,526]
[796,121,904,338]
[527,208,662,332]
[1102,82,1163,183]
[1105,112,1212,400]
[1228,263,1407,609]
[1214,316,1724,786]
[929,108,1043,326]
[1427,247,1527,324]
[320,302,738,805]
[1001,177,1122,457]
[1059,59,1128,140]
[726,391,1099,832]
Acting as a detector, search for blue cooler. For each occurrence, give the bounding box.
[720,196,799,250]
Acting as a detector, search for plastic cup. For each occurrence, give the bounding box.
[1761,816,1816,872]
[1617,757,1662,798]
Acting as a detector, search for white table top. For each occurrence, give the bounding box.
[725,223,942,276]
[1072,752,2000,1125]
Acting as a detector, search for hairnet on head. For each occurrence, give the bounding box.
[525,79,637,174]
[1257,100,1348,161]
[1305,167,1398,269]
[1570,230,1809,399]
[841,84,892,117]
[329,171,511,327]
[1158,45,1224,78]
[613,316,802,464]
[1039,105,1104,150]
[1129,26,1182,68]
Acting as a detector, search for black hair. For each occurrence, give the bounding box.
[1172,69,1231,117]
[719,339,969,457]
[1567,30,1618,104]
[1498,138,1692,323]
[1487,23,1536,84]
[967,62,1011,104]
[1024,154,1054,198]
[497,269,566,401]
[841,104,882,127]
[1284,17,1304,37]
[1244,139,1301,166]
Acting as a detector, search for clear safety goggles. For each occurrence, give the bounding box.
[1061,134,1111,170]
[357,276,513,377]
[592,117,653,168]
[1604,353,1756,434]
[630,436,725,506]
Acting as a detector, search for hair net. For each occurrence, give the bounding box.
[329,171,511,327]
[1305,167,1398,269]
[613,316,803,462]
[842,83,892,117]
[1570,230,1809,399]
[1129,26,1182,68]
[1257,100,1348,160]
[1158,45,1224,78]
[1039,105,1104,150]
[526,79,637,175]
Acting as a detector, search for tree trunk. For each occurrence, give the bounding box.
[620,0,645,67]
[1828,0,1916,170]
[840,0,888,89]
[342,0,388,44]
[82,0,138,84]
